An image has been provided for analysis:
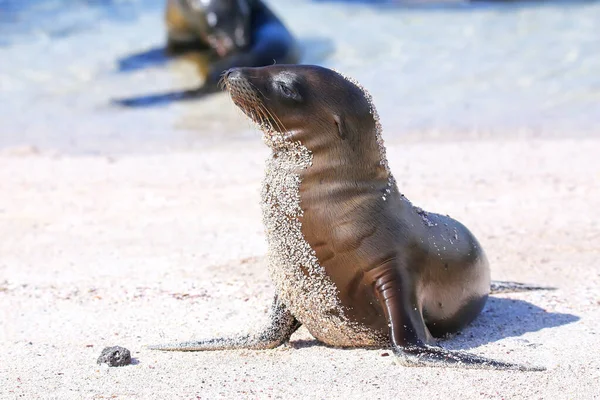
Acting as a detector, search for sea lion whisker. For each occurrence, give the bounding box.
[218,75,227,91]
[251,105,265,126]
[227,92,263,133]
[248,80,272,102]
[238,88,280,132]
[258,104,283,133]
[242,82,286,133]
[239,96,272,133]
[226,79,281,132]
[259,99,286,132]
[257,103,280,131]
[253,98,286,133]
[258,104,279,132]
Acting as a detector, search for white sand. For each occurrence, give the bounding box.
[2,137,599,399]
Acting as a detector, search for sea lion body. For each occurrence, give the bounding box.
[257,69,489,347]
[150,65,545,371]
[265,163,491,345]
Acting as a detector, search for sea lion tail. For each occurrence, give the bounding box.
[490,280,556,294]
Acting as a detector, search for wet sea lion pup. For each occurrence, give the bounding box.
[150,65,548,371]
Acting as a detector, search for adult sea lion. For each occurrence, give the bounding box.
[166,0,299,86]
[150,65,547,371]
[114,0,299,107]
[165,0,252,56]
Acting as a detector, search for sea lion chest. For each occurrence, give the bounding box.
[260,145,382,347]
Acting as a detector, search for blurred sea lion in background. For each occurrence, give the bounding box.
[165,0,252,57]
[114,0,299,107]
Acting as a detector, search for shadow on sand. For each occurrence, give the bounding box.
[454,296,579,350]
[111,86,220,108]
[117,46,171,73]
[288,296,579,351]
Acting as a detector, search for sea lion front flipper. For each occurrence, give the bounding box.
[148,295,300,351]
[372,264,544,371]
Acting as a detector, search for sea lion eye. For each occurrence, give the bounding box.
[278,82,298,100]
[280,83,292,96]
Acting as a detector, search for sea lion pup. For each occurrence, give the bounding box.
[150,65,545,371]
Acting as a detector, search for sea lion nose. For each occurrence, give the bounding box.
[224,68,243,81]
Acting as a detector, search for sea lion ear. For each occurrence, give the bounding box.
[334,114,346,140]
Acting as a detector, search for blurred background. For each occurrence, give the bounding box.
[0,0,599,155]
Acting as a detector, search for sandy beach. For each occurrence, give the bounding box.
[2,0,600,398]
[2,135,599,399]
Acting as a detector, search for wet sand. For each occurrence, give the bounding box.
[2,136,599,399]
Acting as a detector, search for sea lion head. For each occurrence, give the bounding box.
[223,65,383,159]
[184,0,252,56]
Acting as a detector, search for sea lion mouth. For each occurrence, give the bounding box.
[222,70,287,138]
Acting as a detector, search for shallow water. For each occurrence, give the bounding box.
[0,0,599,154]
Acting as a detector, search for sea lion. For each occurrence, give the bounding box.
[166,0,299,86]
[165,0,252,57]
[114,0,299,107]
[150,65,547,371]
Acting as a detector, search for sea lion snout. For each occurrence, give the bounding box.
[224,68,283,135]
[223,67,244,81]
[223,68,258,105]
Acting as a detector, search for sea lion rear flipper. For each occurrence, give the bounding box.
[490,280,556,294]
[372,265,545,371]
[147,295,300,351]
[393,344,544,371]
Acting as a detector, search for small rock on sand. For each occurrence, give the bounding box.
[96,346,132,367]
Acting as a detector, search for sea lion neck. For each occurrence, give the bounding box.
[271,116,392,185]
[312,134,390,184]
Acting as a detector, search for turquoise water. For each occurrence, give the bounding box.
[1,0,599,154]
